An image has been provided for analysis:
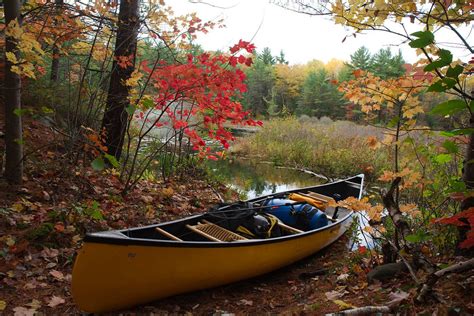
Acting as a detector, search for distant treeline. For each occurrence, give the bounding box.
[241,46,447,126]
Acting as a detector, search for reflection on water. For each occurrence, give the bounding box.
[207,159,324,199]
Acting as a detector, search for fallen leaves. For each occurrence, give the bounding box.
[386,290,410,307]
[12,306,36,316]
[49,270,64,281]
[239,299,253,306]
[47,296,65,308]
[333,299,356,309]
[0,300,6,311]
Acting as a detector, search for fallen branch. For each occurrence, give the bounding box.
[416,257,474,302]
[326,306,390,315]
[275,165,331,181]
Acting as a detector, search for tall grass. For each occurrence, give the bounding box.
[232,116,391,181]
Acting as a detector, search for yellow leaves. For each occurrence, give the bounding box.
[333,299,356,309]
[71,42,91,55]
[0,300,6,311]
[381,134,394,146]
[5,19,23,39]
[5,52,18,64]
[5,19,45,79]
[403,104,424,119]
[126,70,143,87]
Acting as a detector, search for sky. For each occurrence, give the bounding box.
[170,0,472,65]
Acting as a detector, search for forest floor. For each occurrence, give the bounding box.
[0,115,473,315]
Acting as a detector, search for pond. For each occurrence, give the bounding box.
[206,158,326,199]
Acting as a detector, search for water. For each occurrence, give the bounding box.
[206,158,325,199]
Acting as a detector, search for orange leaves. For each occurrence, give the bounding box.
[338,196,371,212]
[338,71,427,127]
[116,54,134,69]
[378,168,421,190]
[366,136,381,150]
[400,203,421,218]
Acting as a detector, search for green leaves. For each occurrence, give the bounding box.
[442,140,459,154]
[424,49,452,72]
[428,77,457,92]
[446,65,464,78]
[440,128,474,137]
[405,231,430,243]
[91,154,119,170]
[434,153,452,164]
[125,105,136,116]
[430,99,467,116]
[91,157,105,171]
[104,154,120,168]
[409,31,434,48]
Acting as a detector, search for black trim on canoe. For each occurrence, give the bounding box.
[83,175,363,248]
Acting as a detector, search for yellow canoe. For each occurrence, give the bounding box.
[72,175,364,313]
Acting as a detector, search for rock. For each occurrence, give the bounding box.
[367,262,407,283]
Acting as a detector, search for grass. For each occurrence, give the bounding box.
[231,116,391,181]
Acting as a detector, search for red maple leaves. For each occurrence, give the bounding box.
[138,40,261,160]
[434,207,474,248]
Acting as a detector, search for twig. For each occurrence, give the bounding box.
[326,305,390,315]
[208,184,225,203]
[416,258,474,302]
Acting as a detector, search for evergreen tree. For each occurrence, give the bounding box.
[370,48,406,79]
[276,50,289,65]
[297,69,346,118]
[259,47,276,65]
[243,57,275,116]
[349,46,372,70]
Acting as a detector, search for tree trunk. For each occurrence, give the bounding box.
[459,115,474,254]
[50,0,63,82]
[101,0,139,160]
[4,0,23,184]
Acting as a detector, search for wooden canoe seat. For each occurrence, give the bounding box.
[155,227,183,241]
[186,220,248,242]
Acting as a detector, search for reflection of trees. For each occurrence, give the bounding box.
[207,159,321,196]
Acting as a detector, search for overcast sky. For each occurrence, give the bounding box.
[171,0,472,65]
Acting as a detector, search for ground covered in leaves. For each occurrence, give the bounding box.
[1,119,473,315]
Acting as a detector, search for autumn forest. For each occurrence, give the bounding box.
[0,0,473,314]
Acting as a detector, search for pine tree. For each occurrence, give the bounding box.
[259,47,276,65]
[349,46,372,70]
[370,48,406,79]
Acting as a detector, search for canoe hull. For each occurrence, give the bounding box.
[72,215,352,313]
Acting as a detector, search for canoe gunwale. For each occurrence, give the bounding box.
[83,174,364,248]
[83,210,354,248]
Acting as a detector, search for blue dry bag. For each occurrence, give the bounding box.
[264,198,328,231]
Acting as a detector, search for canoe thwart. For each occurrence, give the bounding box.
[155,227,182,241]
[186,221,248,242]
[304,191,337,204]
[266,214,304,234]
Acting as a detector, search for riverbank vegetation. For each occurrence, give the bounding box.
[233,117,390,181]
